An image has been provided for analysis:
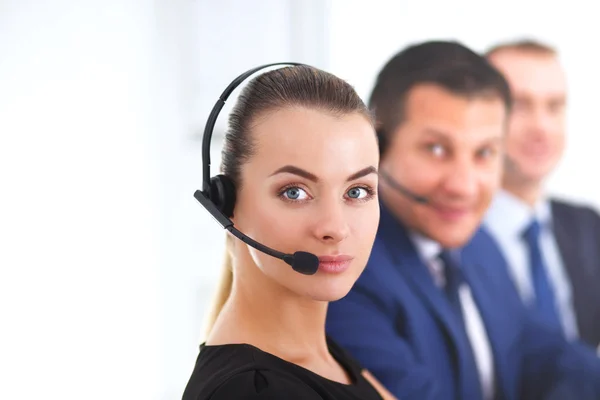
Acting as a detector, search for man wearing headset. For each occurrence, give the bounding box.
[326,40,600,400]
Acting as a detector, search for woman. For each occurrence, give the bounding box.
[182,65,395,400]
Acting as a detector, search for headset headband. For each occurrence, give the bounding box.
[201,62,304,193]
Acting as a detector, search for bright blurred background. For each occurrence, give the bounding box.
[1,1,598,399]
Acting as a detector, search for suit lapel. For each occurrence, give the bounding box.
[551,201,582,278]
[378,204,483,399]
[461,231,521,400]
[379,208,465,342]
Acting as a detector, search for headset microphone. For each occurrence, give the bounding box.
[194,62,320,275]
[379,170,429,204]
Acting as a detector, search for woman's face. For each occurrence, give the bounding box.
[232,106,380,302]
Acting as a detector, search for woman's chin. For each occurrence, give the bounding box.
[306,280,355,303]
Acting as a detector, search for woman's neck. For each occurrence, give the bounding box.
[207,262,330,360]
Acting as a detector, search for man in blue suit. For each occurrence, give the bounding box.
[326,41,600,400]
[482,39,600,348]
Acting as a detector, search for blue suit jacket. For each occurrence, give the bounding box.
[326,202,600,400]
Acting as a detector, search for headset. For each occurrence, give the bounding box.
[193,62,320,275]
[379,169,429,204]
[375,127,430,204]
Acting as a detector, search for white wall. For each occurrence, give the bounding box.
[0,1,161,399]
[327,0,600,209]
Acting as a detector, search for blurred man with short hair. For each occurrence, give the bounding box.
[484,39,600,348]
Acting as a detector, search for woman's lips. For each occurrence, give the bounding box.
[318,254,354,273]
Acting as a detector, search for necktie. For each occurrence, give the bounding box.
[522,218,563,333]
[438,250,484,399]
[439,250,466,324]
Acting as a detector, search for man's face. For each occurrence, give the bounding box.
[488,50,567,186]
[380,83,506,248]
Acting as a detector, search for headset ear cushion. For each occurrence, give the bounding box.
[209,174,237,218]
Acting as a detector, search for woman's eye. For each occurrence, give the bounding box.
[282,187,308,200]
[347,187,368,199]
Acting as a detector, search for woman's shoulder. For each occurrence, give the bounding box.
[181,343,323,400]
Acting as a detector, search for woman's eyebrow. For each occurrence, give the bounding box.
[269,165,378,183]
[270,165,318,182]
[346,166,377,182]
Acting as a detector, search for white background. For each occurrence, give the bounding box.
[1,1,598,399]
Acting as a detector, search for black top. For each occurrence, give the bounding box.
[181,337,383,400]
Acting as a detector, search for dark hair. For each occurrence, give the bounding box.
[368,40,512,156]
[221,65,373,188]
[485,38,557,58]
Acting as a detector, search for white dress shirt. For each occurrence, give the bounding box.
[484,190,579,340]
[410,232,495,400]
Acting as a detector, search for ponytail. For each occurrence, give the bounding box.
[201,236,234,339]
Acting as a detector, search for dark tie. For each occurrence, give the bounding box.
[439,250,466,324]
[438,250,484,400]
[522,218,563,332]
